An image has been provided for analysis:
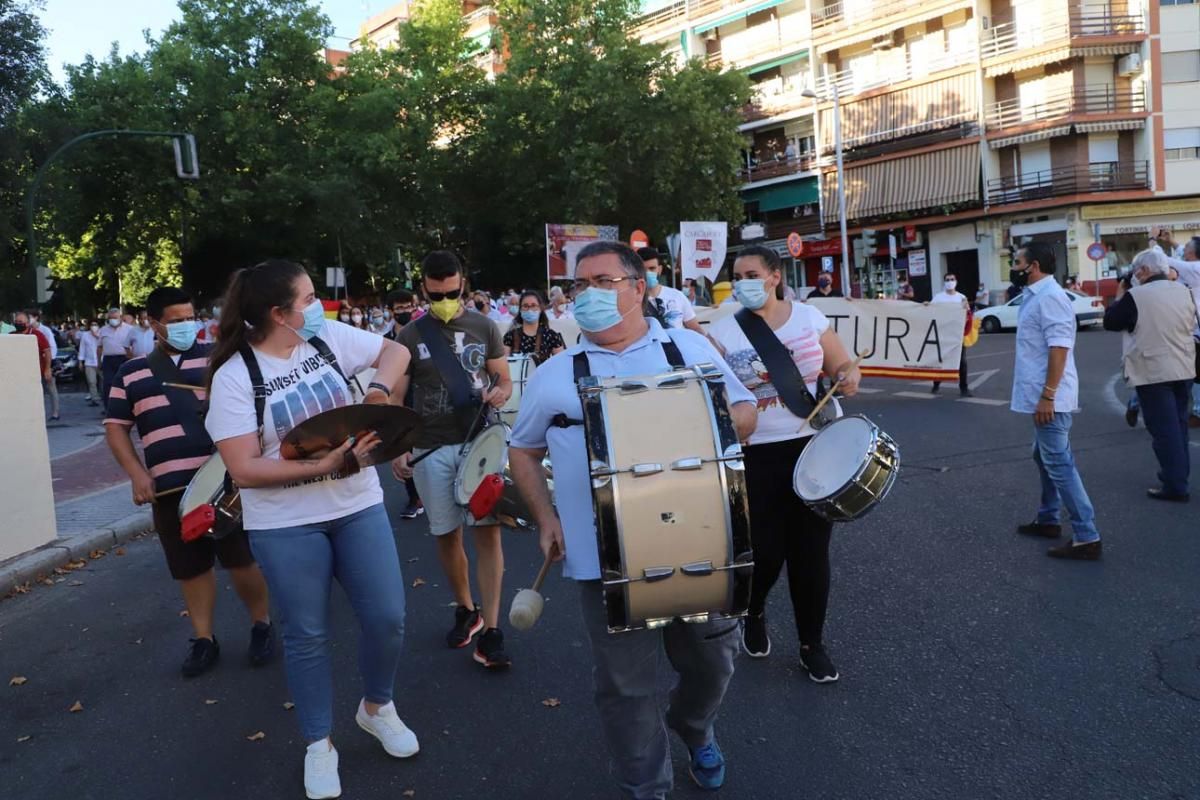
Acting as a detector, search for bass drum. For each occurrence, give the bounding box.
[499,354,536,430]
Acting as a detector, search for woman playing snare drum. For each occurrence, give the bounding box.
[707,245,861,683]
[502,289,566,365]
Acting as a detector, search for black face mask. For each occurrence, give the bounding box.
[474,301,486,311]
[1009,267,1030,288]
[394,311,413,326]
[14,323,27,332]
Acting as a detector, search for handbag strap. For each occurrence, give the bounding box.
[733,307,820,420]
[145,346,209,446]
[238,344,268,436]
[415,313,476,413]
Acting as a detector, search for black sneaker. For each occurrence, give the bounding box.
[799,643,839,684]
[181,636,220,678]
[473,627,512,669]
[399,502,424,520]
[248,621,275,667]
[1017,520,1062,539]
[447,605,484,649]
[741,613,770,658]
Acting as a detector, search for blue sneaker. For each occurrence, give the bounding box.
[688,740,725,790]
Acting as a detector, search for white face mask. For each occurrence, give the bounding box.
[944,281,957,292]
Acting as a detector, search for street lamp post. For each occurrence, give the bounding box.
[805,72,852,296]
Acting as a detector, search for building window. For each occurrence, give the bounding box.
[1161,0,1196,5]
[1164,127,1200,159]
[1166,148,1199,160]
[1161,51,1200,82]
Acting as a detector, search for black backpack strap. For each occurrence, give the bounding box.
[238,344,268,436]
[732,307,822,420]
[145,346,209,447]
[414,313,476,413]
[661,334,685,369]
[307,334,363,396]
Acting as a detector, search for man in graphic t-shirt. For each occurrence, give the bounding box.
[637,247,704,334]
[392,250,515,669]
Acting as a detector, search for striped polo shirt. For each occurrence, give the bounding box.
[104,343,214,492]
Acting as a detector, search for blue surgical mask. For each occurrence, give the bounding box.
[645,272,659,289]
[164,320,198,352]
[574,287,625,333]
[291,299,326,342]
[520,309,540,324]
[734,279,768,310]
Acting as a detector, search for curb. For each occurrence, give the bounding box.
[1,510,153,593]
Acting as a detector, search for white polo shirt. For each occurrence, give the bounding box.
[509,319,755,581]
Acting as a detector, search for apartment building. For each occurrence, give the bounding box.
[634,0,1198,300]
[354,1,504,78]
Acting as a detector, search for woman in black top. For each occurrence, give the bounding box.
[503,290,565,364]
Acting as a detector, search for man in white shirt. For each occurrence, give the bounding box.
[930,272,973,397]
[76,320,102,406]
[28,310,61,418]
[97,307,135,412]
[131,311,156,357]
[637,247,704,334]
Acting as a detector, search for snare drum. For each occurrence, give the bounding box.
[792,415,899,522]
[580,365,752,633]
[499,354,536,429]
[179,454,243,541]
[453,424,510,523]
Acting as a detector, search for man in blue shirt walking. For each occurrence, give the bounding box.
[1009,242,1102,560]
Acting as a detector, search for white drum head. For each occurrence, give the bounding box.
[502,355,536,413]
[454,424,510,505]
[793,416,878,501]
[180,454,226,516]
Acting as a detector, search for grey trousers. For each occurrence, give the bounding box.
[578,580,739,800]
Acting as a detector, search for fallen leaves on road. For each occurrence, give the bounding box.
[9,676,27,686]
[541,698,561,708]
[204,699,218,705]
[403,790,415,797]
[68,701,83,713]
[37,576,54,587]
[411,578,426,588]
[246,731,266,742]
[178,610,190,617]
[11,582,30,595]
[114,547,126,556]
[133,638,143,645]
[17,735,31,743]
[64,559,87,570]
[88,549,106,560]
[283,702,295,710]
[67,581,84,587]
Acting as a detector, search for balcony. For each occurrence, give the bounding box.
[706,20,809,71]
[739,152,817,183]
[986,160,1148,205]
[634,0,783,42]
[743,81,814,123]
[811,0,969,34]
[981,11,1145,60]
[813,43,976,100]
[986,85,1146,130]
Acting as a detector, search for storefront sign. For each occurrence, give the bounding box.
[807,298,964,380]
[801,238,843,257]
[1106,221,1200,235]
[1082,199,1200,221]
[908,249,927,277]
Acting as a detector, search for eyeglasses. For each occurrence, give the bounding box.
[572,275,636,293]
[425,288,463,302]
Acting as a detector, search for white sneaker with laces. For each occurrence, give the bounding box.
[304,739,341,799]
[355,700,419,758]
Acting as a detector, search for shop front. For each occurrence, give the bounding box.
[1080,198,1200,278]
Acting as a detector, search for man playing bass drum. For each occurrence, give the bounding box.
[707,245,861,683]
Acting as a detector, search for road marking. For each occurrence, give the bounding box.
[956,397,1009,406]
[966,349,1015,359]
[894,391,937,400]
[854,387,884,394]
[967,368,1000,391]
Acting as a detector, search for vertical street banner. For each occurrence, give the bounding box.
[679,221,728,282]
[805,298,965,380]
[545,224,619,283]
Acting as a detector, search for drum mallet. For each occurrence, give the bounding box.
[508,546,557,631]
[805,352,868,426]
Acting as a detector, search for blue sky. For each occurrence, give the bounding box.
[37,0,389,81]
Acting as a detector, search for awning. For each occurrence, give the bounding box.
[819,73,977,151]
[822,144,980,223]
[743,178,819,212]
[694,0,786,34]
[747,49,808,75]
[988,125,1072,149]
[1074,119,1145,133]
[984,47,1071,77]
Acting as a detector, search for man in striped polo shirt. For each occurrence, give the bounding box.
[105,287,274,678]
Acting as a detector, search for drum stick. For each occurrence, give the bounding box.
[155,486,186,498]
[805,353,868,426]
[530,546,556,594]
[164,382,205,391]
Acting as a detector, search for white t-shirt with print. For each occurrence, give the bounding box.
[650,285,697,329]
[707,302,840,445]
[205,320,384,530]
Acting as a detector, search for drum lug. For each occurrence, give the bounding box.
[602,566,676,586]
[655,375,688,389]
[670,457,703,471]
[680,560,714,576]
[631,463,663,477]
[678,611,711,625]
[618,380,649,394]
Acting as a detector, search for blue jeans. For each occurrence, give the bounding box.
[1032,413,1101,543]
[249,503,406,742]
[1135,381,1191,496]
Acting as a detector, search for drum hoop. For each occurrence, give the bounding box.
[794,415,885,502]
[698,379,737,596]
[453,424,510,505]
[597,389,634,631]
[180,455,225,516]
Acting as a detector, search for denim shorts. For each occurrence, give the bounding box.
[411,444,499,536]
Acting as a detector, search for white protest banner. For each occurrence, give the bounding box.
[806,298,965,380]
[680,221,728,281]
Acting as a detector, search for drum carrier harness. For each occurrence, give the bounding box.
[549,335,685,429]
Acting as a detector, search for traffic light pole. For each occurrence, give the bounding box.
[25,129,198,304]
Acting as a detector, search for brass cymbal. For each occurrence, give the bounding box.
[280,405,423,465]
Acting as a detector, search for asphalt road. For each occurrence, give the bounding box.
[2,329,1198,800]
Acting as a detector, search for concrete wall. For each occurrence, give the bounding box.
[0,336,57,562]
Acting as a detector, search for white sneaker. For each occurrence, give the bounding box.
[304,739,341,799]
[355,699,419,758]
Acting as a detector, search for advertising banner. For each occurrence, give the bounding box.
[545,224,619,282]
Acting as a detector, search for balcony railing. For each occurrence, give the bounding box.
[743,81,814,121]
[706,23,809,70]
[986,85,1146,129]
[633,0,778,40]
[986,160,1148,205]
[981,11,1145,59]
[811,0,965,31]
[739,152,818,183]
[813,44,976,100]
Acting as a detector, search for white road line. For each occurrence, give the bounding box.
[854,387,884,394]
[894,391,938,400]
[956,397,1009,406]
[967,368,1000,391]
[966,349,1015,359]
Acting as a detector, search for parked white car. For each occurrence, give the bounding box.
[977,289,1105,333]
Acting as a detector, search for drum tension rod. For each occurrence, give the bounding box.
[680,560,755,576]
[602,566,676,586]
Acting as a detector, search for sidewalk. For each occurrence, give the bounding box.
[2,388,151,592]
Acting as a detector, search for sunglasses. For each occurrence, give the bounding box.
[425,288,463,302]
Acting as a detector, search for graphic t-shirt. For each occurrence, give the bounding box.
[707,302,840,445]
[205,320,384,530]
[649,285,697,329]
[394,310,506,448]
[503,324,566,365]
